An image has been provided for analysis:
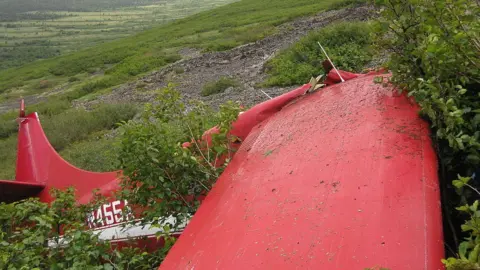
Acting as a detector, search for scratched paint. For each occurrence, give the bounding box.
[160,73,444,270]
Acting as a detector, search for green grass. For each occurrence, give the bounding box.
[42,103,137,151]
[0,0,237,69]
[0,136,17,179]
[60,134,119,173]
[201,77,239,96]
[263,21,374,87]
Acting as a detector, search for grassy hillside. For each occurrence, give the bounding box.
[0,0,360,101]
[0,0,237,69]
[0,0,163,18]
[0,0,361,179]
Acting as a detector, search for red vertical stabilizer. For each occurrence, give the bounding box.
[1,105,121,204]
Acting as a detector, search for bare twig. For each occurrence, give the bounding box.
[163,169,193,208]
[465,183,480,197]
[261,90,273,100]
[186,123,214,170]
[317,42,344,82]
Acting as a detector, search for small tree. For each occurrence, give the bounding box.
[117,83,242,230]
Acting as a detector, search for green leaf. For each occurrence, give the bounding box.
[470,201,479,212]
[459,241,469,260]
[103,264,114,270]
[466,155,480,165]
[453,180,465,189]
[468,244,480,262]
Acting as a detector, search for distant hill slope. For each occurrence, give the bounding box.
[0,0,361,100]
[0,0,161,18]
[0,0,236,69]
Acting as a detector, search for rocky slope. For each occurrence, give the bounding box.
[75,5,374,110]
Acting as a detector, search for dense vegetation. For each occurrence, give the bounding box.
[0,188,172,269]
[375,0,479,268]
[118,84,241,228]
[0,0,235,69]
[0,42,60,70]
[0,0,162,19]
[264,21,373,86]
[0,86,240,269]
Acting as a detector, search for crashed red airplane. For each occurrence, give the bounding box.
[0,70,444,269]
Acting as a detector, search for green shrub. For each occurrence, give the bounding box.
[0,188,169,269]
[173,67,185,74]
[201,76,239,96]
[118,84,242,231]
[0,99,71,140]
[27,98,71,117]
[264,21,374,87]
[375,0,479,268]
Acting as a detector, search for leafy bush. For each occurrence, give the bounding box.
[118,84,242,229]
[264,21,374,87]
[0,188,167,269]
[201,76,239,96]
[375,0,479,268]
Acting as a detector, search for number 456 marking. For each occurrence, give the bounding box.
[87,200,134,229]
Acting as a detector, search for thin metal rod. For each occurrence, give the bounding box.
[317,42,345,83]
[261,90,273,100]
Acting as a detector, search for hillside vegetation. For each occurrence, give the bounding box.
[1,0,165,17]
[264,21,373,86]
[0,0,362,101]
[0,0,363,179]
[0,0,237,69]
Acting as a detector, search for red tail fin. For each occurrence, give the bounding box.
[1,101,121,204]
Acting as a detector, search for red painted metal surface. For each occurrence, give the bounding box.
[8,112,121,204]
[160,73,444,269]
